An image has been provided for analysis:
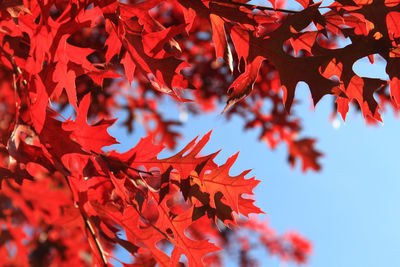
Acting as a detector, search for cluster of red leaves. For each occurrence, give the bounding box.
[1,0,400,265]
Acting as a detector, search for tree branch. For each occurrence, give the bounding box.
[210,0,299,14]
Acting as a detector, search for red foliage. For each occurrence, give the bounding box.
[0,0,399,265]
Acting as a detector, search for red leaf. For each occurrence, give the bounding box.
[125,131,218,180]
[170,209,221,267]
[288,138,323,172]
[142,24,185,57]
[200,153,260,215]
[105,22,122,63]
[386,12,400,41]
[63,94,118,153]
[223,56,264,113]
[290,31,318,56]
[29,75,48,133]
[210,14,233,72]
[121,52,136,85]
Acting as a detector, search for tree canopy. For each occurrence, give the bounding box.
[0,0,399,266]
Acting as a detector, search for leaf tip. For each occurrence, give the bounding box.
[221,97,239,114]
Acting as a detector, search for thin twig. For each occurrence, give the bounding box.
[64,176,109,267]
[130,198,172,241]
[211,0,299,14]
[0,45,26,125]
[82,215,109,267]
[90,150,154,176]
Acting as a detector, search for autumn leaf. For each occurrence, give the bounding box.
[62,93,118,153]
[4,0,400,265]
